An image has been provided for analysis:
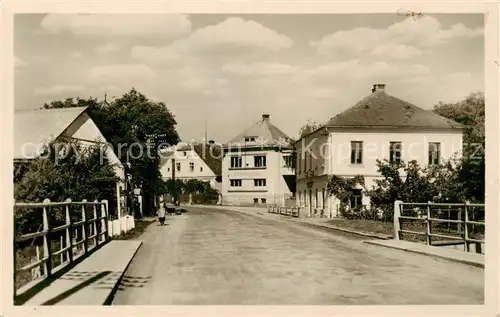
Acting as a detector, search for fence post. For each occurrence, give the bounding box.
[93,200,99,247]
[426,201,432,246]
[101,200,109,242]
[42,198,52,277]
[464,201,470,252]
[393,200,402,240]
[81,199,88,255]
[65,198,73,264]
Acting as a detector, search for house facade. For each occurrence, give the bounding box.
[221,114,295,206]
[295,84,464,217]
[14,106,127,214]
[159,141,223,192]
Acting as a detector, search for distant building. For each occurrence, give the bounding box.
[159,141,222,192]
[295,84,464,217]
[221,114,295,206]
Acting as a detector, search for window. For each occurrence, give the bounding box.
[350,189,362,208]
[230,156,242,168]
[428,142,441,165]
[350,141,363,164]
[230,179,242,187]
[245,137,256,142]
[183,151,187,156]
[261,198,266,204]
[254,155,266,167]
[283,155,294,168]
[254,179,266,187]
[200,167,203,172]
[189,162,194,172]
[167,167,170,172]
[389,142,402,163]
[253,198,259,204]
[176,162,181,172]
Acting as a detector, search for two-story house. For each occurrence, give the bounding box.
[159,141,223,192]
[222,114,295,206]
[295,84,464,217]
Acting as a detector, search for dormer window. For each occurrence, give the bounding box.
[244,137,256,142]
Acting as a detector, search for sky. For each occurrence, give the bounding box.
[14,13,484,142]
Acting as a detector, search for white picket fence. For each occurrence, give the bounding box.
[107,215,135,237]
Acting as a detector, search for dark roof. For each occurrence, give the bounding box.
[324,89,463,130]
[177,143,223,176]
[225,114,293,148]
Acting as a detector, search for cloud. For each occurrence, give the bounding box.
[170,17,293,55]
[370,43,423,60]
[73,51,83,58]
[130,45,183,64]
[293,59,430,86]
[222,62,300,76]
[34,85,88,96]
[95,43,120,54]
[39,14,191,38]
[15,56,27,67]
[312,16,483,57]
[85,64,157,85]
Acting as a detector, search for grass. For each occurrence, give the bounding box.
[114,219,156,240]
[325,218,394,236]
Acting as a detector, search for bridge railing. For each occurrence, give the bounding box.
[14,198,110,299]
[393,200,485,253]
[267,205,300,218]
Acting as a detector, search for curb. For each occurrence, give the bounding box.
[103,241,143,305]
[288,219,393,240]
[363,240,484,268]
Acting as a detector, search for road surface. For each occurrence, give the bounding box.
[112,207,484,305]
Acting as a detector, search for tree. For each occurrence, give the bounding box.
[298,120,320,139]
[432,92,485,202]
[43,89,181,215]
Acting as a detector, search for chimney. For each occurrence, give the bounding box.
[262,114,270,121]
[372,84,386,93]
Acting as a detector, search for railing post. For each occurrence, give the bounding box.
[426,201,432,246]
[93,200,98,247]
[393,200,402,240]
[101,200,109,242]
[42,198,52,277]
[464,201,470,252]
[81,199,88,255]
[65,198,73,264]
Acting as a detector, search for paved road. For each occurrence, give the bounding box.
[112,207,484,305]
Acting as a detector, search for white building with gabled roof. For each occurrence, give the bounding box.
[295,84,464,218]
[222,114,296,206]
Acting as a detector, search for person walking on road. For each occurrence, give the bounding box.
[157,196,167,226]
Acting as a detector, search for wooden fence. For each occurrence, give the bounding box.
[393,200,485,253]
[268,205,300,218]
[14,198,110,298]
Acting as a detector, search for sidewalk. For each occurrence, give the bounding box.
[188,205,392,240]
[363,239,485,268]
[21,240,142,305]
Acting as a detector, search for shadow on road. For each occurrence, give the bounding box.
[117,275,152,291]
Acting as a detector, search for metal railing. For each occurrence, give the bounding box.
[393,200,485,253]
[14,198,110,298]
[268,205,300,217]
